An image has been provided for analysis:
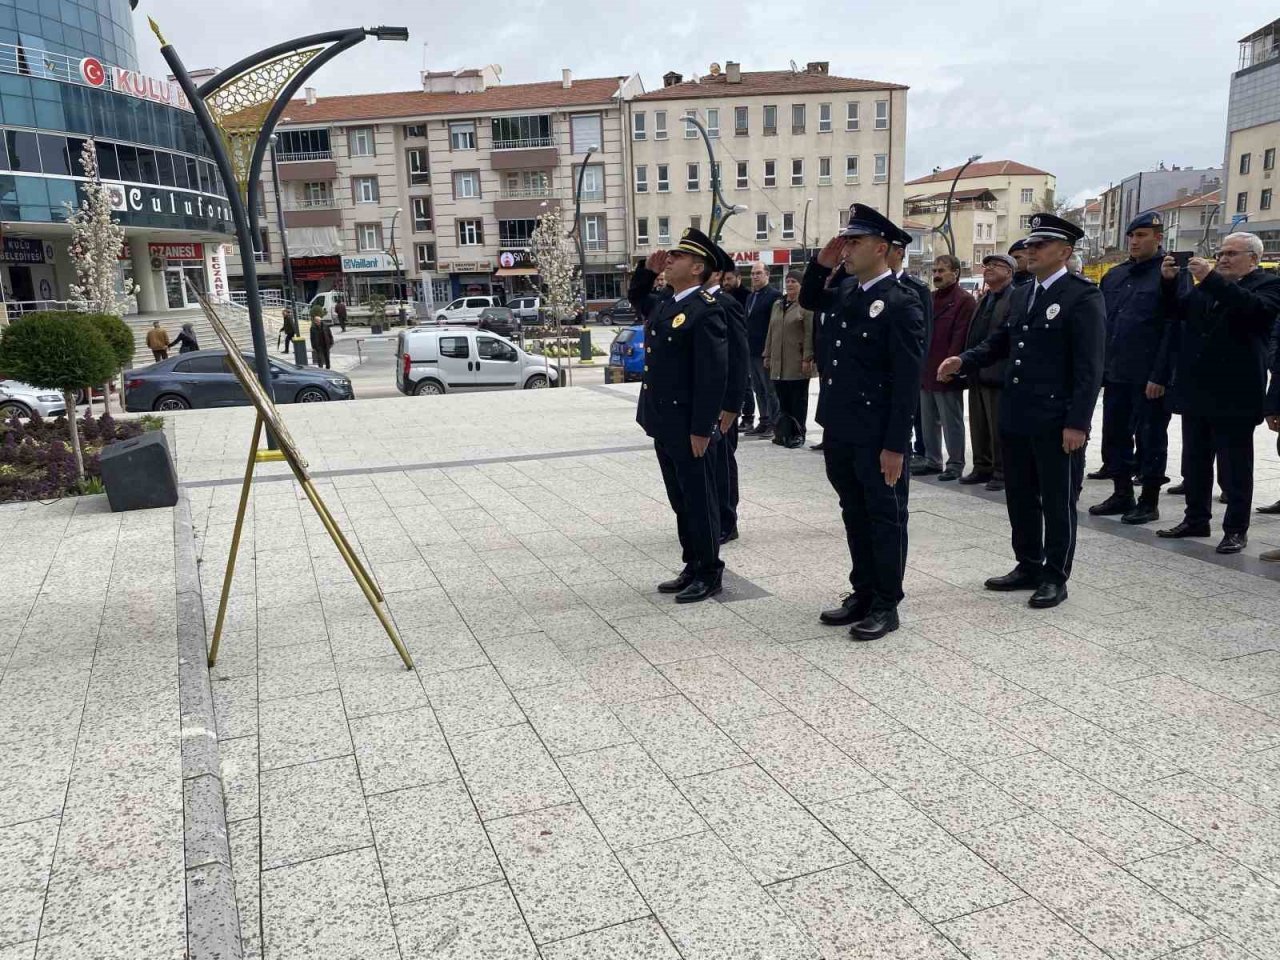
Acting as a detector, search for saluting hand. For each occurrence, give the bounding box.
[646,250,668,273]
[816,237,847,269]
[936,356,963,382]
[1062,428,1086,454]
[880,450,903,486]
[690,434,711,458]
[1160,256,1179,280]
[1188,257,1212,282]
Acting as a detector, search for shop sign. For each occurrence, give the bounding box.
[79,55,191,112]
[439,261,491,273]
[209,245,230,303]
[149,242,204,261]
[103,181,234,232]
[0,238,53,264]
[497,250,535,269]
[730,249,793,266]
[341,253,396,273]
[290,255,341,279]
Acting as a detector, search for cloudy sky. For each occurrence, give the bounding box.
[137,0,1276,204]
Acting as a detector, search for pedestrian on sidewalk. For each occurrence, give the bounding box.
[334,297,348,333]
[170,322,199,354]
[310,316,334,369]
[916,254,975,481]
[279,306,298,354]
[961,254,1016,491]
[145,320,170,362]
[763,270,815,449]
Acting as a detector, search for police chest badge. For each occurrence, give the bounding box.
[672,313,686,329]
[869,300,885,318]
[1046,304,1061,319]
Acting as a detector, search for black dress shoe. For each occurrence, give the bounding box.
[1121,501,1160,525]
[810,441,825,451]
[658,570,695,594]
[985,478,1005,491]
[1156,522,1212,539]
[1087,468,1119,480]
[959,471,992,485]
[1168,482,1185,495]
[1029,582,1068,608]
[1257,500,1280,515]
[785,436,805,449]
[912,462,942,476]
[937,468,962,482]
[1089,492,1136,516]
[747,422,774,437]
[850,608,900,641]
[738,417,754,431]
[985,568,1041,591]
[1217,532,1248,554]
[1219,492,1228,505]
[675,576,722,604]
[719,527,739,545]
[819,593,872,626]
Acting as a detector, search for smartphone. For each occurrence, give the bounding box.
[1169,251,1193,268]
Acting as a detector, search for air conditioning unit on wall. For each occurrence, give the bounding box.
[150,255,165,271]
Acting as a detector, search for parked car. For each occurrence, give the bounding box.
[0,380,67,419]
[396,327,558,396]
[606,325,646,382]
[596,298,637,325]
[434,295,499,325]
[124,350,354,412]
[507,295,542,324]
[476,307,519,338]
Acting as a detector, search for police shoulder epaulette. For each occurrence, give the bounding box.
[701,290,717,303]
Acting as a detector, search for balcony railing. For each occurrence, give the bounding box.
[583,239,607,252]
[285,197,339,210]
[275,150,333,163]
[499,241,534,251]
[578,190,604,203]
[499,186,555,200]
[492,136,555,151]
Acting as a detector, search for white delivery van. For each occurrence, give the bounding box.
[395,327,558,396]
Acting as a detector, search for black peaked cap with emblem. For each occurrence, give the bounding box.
[839,202,901,240]
[1025,213,1084,245]
[1125,211,1164,235]
[713,242,735,275]
[1008,238,1029,254]
[670,226,716,264]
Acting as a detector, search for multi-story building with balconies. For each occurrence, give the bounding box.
[229,67,642,307]
[905,160,1056,257]
[1222,18,1280,255]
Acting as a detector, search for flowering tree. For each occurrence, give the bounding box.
[64,139,136,317]
[530,206,579,385]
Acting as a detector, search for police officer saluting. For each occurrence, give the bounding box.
[801,204,925,640]
[705,244,750,543]
[938,213,1105,608]
[636,227,729,602]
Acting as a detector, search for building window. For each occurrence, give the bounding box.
[412,197,432,232]
[632,111,646,140]
[256,227,271,259]
[1266,148,1276,171]
[636,217,649,245]
[1240,153,1252,175]
[348,127,375,157]
[403,124,426,138]
[457,218,484,245]
[453,170,481,199]
[706,108,720,139]
[571,113,603,153]
[874,100,889,129]
[690,216,701,232]
[791,103,806,135]
[1262,188,1273,211]
[498,219,537,248]
[490,115,552,150]
[735,105,748,136]
[782,212,795,240]
[763,105,777,136]
[657,216,670,244]
[791,159,804,186]
[657,164,669,192]
[353,176,379,203]
[1237,191,1249,213]
[1019,215,1034,229]
[818,103,832,133]
[584,273,624,300]
[582,214,606,251]
[406,147,429,185]
[687,162,700,191]
[846,102,859,131]
[1020,188,1034,203]
[357,223,382,250]
[449,121,476,150]
[654,110,668,140]
[845,155,859,182]
[275,128,331,160]
[873,154,888,182]
[635,165,648,193]
[736,161,748,189]
[573,164,604,201]
[684,109,698,139]
[415,243,436,270]
[301,181,332,206]
[756,213,769,241]
[764,160,776,188]
[502,170,550,199]
[819,156,831,184]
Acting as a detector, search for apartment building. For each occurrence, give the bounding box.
[626,61,908,279]
[1222,18,1280,254]
[905,160,1056,250]
[903,189,999,270]
[1152,189,1222,254]
[1097,165,1222,253]
[229,67,642,305]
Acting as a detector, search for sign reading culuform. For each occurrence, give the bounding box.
[99,181,233,234]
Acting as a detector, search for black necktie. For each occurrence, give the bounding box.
[1027,283,1043,316]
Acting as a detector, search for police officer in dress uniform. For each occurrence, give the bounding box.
[628,251,671,324]
[705,244,751,544]
[801,204,925,640]
[1088,211,1188,524]
[938,213,1105,609]
[636,228,729,603]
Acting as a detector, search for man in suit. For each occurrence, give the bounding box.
[938,213,1105,609]
[705,244,751,544]
[961,253,1017,491]
[743,262,782,436]
[801,204,925,640]
[636,227,729,602]
[1155,232,1280,554]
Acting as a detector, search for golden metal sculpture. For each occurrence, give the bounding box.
[189,283,414,671]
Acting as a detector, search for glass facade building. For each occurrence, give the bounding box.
[0,0,139,73]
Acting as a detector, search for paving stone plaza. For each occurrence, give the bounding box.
[3,382,1280,959]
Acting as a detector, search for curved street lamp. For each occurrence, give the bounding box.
[388,206,406,324]
[801,197,815,255]
[572,144,600,309]
[267,133,296,317]
[936,153,982,258]
[682,114,743,242]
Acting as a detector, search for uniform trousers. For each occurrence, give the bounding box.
[773,378,810,438]
[1001,430,1086,585]
[655,437,724,578]
[1181,414,1255,534]
[1099,381,1171,485]
[969,385,1003,479]
[748,357,780,426]
[823,439,909,611]
[711,423,740,535]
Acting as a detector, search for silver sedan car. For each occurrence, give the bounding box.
[0,380,67,419]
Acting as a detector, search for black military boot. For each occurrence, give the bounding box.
[1121,485,1161,525]
[1089,480,1135,516]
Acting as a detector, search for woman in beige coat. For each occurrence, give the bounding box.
[762,270,815,448]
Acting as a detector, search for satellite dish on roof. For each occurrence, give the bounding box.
[789,60,799,73]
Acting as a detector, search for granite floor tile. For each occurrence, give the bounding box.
[936,896,1108,959]
[0,941,35,960]
[0,816,58,947]
[257,687,352,771]
[557,743,705,850]
[218,735,259,824]
[815,788,1021,923]
[260,756,371,870]
[256,641,338,702]
[538,918,680,960]
[619,832,819,960]
[612,695,748,780]
[450,723,574,820]
[227,818,262,960]
[612,614,710,665]
[420,664,524,737]
[567,644,677,706]
[391,881,539,959]
[349,706,457,796]
[0,737,74,827]
[513,680,633,757]
[211,675,258,741]
[657,656,783,725]
[366,779,500,903]
[481,632,576,690]
[261,848,399,960]
[1160,939,1270,960]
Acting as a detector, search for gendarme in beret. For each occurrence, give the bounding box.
[1125,211,1164,235]
[1024,213,1084,246]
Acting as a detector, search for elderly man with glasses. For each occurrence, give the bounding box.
[1155,233,1280,554]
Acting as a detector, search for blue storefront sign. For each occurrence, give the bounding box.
[0,238,52,264]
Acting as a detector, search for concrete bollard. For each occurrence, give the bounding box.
[579,330,591,362]
[292,338,308,366]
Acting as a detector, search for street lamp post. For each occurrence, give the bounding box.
[682,114,744,242]
[567,144,600,389]
[388,206,406,325]
[268,134,296,315]
[936,153,982,258]
[801,197,815,257]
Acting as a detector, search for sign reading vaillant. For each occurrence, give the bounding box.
[341,253,396,273]
[79,56,192,112]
